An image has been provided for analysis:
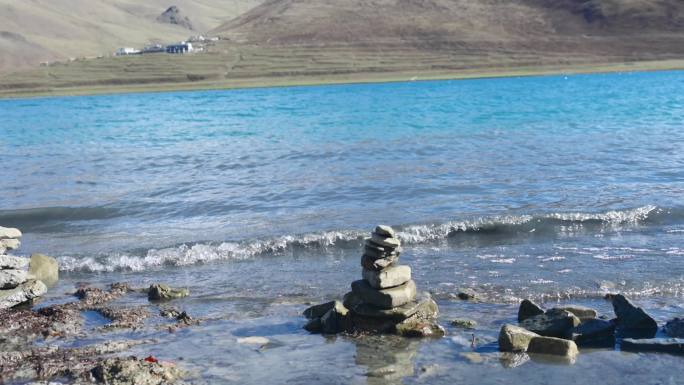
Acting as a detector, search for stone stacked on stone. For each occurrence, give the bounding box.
[304,225,442,337]
[0,226,55,309]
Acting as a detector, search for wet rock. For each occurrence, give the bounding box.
[571,318,616,347]
[374,225,396,238]
[345,292,438,321]
[519,309,580,338]
[555,305,598,321]
[609,294,657,335]
[527,336,579,360]
[320,301,350,334]
[362,265,411,289]
[147,284,189,301]
[351,279,416,309]
[499,324,539,352]
[456,288,478,301]
[395,318,445,338]
[304,317,322,333]
[0,269,28,289]
[664,318,684,338]
[621,338,684,355]
[97,306,149,329]
[0,255,28,270]
[518,299,544,322]
[29,253,59,286]
[91,356,184,385]
[0,280,47,309]
[0,226,22,239]
[303,300,336,319]
[499,352,530,368]
[451,319,477,329]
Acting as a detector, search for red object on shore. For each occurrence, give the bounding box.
[144,356,158,363]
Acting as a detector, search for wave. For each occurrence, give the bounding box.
[55,205,679,272]
[0,206,122,232]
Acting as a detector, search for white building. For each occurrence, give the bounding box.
[115,47,141,56]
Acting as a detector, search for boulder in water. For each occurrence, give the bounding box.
[527,336,579,360]
[518,299,544,322]
[147,284,189,301]
[499,324,540,352]
[609,294,657,336]
[519,309,580,338]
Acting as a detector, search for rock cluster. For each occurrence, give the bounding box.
[304,225,442,337]
[0,227,54,309]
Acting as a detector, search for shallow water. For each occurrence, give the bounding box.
[2,71,684,383]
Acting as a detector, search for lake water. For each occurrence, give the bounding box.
[2,71,684,384]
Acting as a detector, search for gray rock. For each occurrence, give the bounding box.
[0,279,47,309]
[527,336,579,359]
[147,284,189,301]
[320,301,350,334]
[0,226,21,239]
[518,299,544,322]
[499,324,539,352]
[396,318,445,338]
[361,254,399,271]
[0,238,20,251]
[610,294,658,333]
[303,300,336,319]
[304,317,322,333]
[451,319,477,329]
[344,292,438,321]
[556,305,598,321]
[664,318,684,338]
[351,279,416,309]
[571,318,616,347]
[519,309,580,338]
[0,269,28,289]
[0,255,29,270]
[374,225,396,238]
[456,288,479,301]
[621,338,684,355]
[362,265,411,289]
[368,235,401,249]
[28,253,59,286]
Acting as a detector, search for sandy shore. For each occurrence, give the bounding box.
[1,59,683,100]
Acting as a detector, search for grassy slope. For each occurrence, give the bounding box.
[2,0,684,98]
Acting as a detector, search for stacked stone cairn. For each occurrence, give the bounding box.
[0,226,58,310]
[303,225,443,337]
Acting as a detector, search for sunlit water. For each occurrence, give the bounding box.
[2,71,684,384]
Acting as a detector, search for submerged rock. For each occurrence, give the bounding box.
[527,336,579,360]
[147,284,189,301]
[621,338,684,355]
[0,279,47,309]
[519,309,580,338]
[499,324,539,352]
[609,294,657,335]
[451,319,477,329]
[455,288,478,301]
[395,318,445,338]
[664,318,684,338]
[571,318,616,347]
[518,299,544,322]
[28,253,59,286]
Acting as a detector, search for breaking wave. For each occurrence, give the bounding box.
[57,205,677,272]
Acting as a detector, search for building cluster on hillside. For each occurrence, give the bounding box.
[114,35,219,56]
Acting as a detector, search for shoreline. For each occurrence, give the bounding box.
[1,59,683,100]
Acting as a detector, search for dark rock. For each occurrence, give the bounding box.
[499,324,539,352]
[609,294,658,334]
[156,6,194,30]
[621,338,684,355]
[320,301,350,334]
[664,318,684,338]
[518,299,544,322]
[519,309,580,338]
[303,300,336,319]
[451,319,477,329]
[304,317,322,333]
[571,318,616,347]
[527,336,579,360]
[147,284,189,301]
[456,288,478,301]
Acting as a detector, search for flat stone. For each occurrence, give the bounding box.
[610,294,658,333]
[621,338,684,355]
[527,336,579,359]
[0,238,20,250]
[147,284,189,301]
[362,265,411,289]
[665,318,684,338]
[29,253,59,286]
[519,309,580,338]
[556,305,598,321]
[374,225,396,238]
[351,279,416,309]
[0,227,21,239]
[361,254,398,271]
[0,255,29,270]
[571,318,616,347]
[364,244,402,259]
[499,324,540,352]
[344,292,438,321]
[518,299,544,322]
[0,279,47,309]
[368,235,401,249]
[0,269,28,289]
[303,300,336,319]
